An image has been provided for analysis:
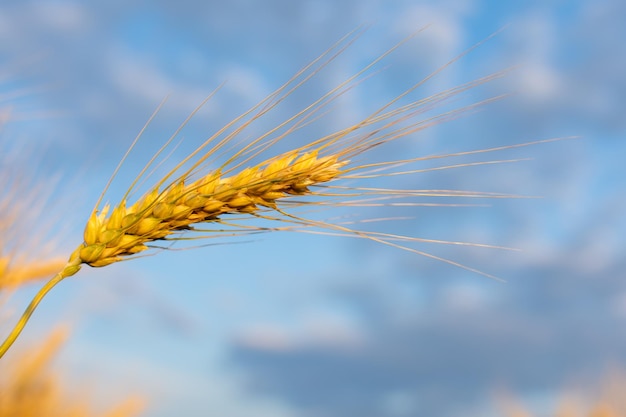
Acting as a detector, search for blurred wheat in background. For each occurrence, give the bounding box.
[0,327,144,417]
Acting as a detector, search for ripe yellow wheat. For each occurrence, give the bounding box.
[0,30,564,358]
[77,150,345,268]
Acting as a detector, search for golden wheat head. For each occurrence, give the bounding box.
[0,29,568,359]
[77,151,345,268]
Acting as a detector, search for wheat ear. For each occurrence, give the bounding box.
[0,30,561,358]
[78,150,347,267]
[0,148,349,358]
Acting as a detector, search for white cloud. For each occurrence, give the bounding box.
[395,5,465,63]
[100,45,221,122]
[516,60,562,102]
[215,63,271,106]
[33,1,91,34]
[236,323,293,351]
[441,281,491,311]
[236,309,365,352]
[106,49,179,104]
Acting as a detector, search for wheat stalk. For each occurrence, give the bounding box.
[0,30,563,358]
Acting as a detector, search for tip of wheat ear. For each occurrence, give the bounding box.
[75,151,346,269]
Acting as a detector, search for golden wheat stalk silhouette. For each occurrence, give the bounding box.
[0,30,562,358]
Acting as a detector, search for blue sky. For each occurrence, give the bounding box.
[1,1,625,416]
